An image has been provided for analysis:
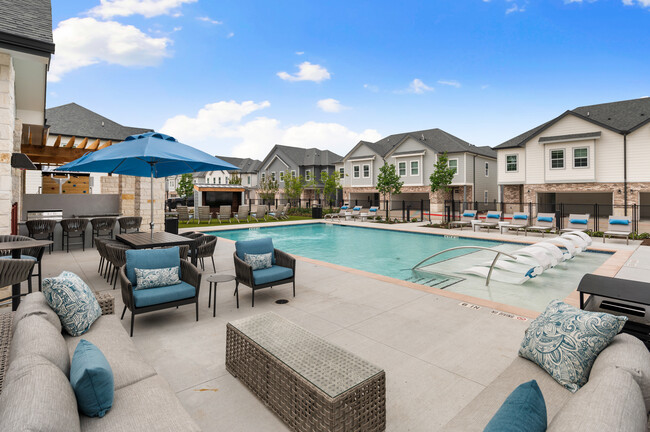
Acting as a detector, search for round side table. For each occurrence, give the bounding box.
[206,274,236,317]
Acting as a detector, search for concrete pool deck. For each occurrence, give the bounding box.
[2,221,645,431]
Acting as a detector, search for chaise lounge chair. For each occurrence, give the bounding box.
[250,205,267,222]
[560,213,590,233]
[525,213,557,237]
[450,210,477,230]
[350,206,364,221]
[234,205,249,223]
[324,205,349,221]
[198,206,213,224]
[499,212,530,235]
[217,205,231,224]
[268,204,285,220]
[603,216,632,245]
[472,211,501,233]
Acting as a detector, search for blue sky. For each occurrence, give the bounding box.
[48,0,650,159]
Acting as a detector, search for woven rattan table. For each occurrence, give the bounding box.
[226,312,386,432]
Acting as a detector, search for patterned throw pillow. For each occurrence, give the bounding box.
[134,266,181,290]
[518,300,627,392]
[42,271,102,337]
[244,252,273,270]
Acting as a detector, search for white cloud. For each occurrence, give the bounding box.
[623,0,650,7]
[49,17,170,82]
[88,0,197,19]
[317,98,348,113]
[197,16,222,25]
[160,100,380,159]
[295,51,304,55]
[227,32,235,38]
[438,79,461,88]
[505,3,525,13]
[405,79,434,94]
[277,62,331,83]
[481,84,490,90]
[363,83,379,92]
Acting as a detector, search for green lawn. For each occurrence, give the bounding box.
[179,215,313,229]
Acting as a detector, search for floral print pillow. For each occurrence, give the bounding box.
[518,299,627,392]
[134,266,181,290]
[244,252,273,270]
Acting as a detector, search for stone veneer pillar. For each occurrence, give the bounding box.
[0,53,15,234]
[117,174,165,231]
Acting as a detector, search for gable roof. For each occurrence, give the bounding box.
[495,97,650,149]
[0,0,55,56]
[261,145,343,169]
[46,103,152,141]
[214,156,261,173]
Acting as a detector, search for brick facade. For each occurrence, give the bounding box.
[521,182,650,207]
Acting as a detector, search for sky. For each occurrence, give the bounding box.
[48,0,650,160]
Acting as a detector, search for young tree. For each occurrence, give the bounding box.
[175,173,195,205]
[429,151,456,194]
[258,177,279,203]
[321,170,342,208]
[228,173,242,185]
[284,170,304,206]
[376,163,403,218]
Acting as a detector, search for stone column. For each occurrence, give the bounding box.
[0,53,15,234]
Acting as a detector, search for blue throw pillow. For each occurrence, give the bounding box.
[125,247,181,286]
[537,216,553,222]
[487,214,500,219]
[513,214,528,220]
[518,300,627,392]
[70,339,114,418]
[569,218,588,224]
[134,266,181,290]
[484,380,547,432]
[235,237,276,264]
[462,212,475,217]
[610,219,629,225]
[42,271,102,337]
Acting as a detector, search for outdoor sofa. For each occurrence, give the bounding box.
[0,291,200,431]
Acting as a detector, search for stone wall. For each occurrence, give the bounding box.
[502,185,522,202]
[116,175,165,231]
[0,53,14,234]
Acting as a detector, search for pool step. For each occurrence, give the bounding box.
[406,272,464,290]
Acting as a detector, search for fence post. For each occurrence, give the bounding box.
[385,199,389,221]
[633,204,638,234]
[402,200,405,222]
[420,199,424,222]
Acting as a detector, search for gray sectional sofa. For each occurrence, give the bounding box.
[0,292,200,431]
[442,332,650,431]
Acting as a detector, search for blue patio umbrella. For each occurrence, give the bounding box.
[57,132,239,237]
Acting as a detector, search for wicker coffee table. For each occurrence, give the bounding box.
[226,312,386,432]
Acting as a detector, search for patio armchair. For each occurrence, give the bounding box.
[324,205,348,221]
[250,205,267,222]
[603,217,632,245]
[60,218,89,252]
[525,213,557,237]
[119,246,202,337]
[235,205,250,223]
[499,212,530,235]
[26,219,56,254]
[472,211,501,232]
[217,205,231,223]
[90,217,116,247]
[180,231,204,240]
[0,234,45,293]
[449,210,477,230]
[196,206,212,224]
[560,214,590,233]
[233,237,295,307]
[118,216,142,234]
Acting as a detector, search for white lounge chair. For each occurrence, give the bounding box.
[350,206,364,220]
[499,212,530,235]
[603,217,632,245]
[367,206,380,220]
[560,214,590,233]
[525,213,556,237]
[450,210,477,230]
[473,211,502,233]
[325,205,349,221]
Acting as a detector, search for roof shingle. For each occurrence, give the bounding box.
[0,0,54,55]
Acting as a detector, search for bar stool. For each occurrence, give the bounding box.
[26,219,56,254]
[60,218,89,252]
[91,217,117,247]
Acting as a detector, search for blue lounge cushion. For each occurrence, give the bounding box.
[252,265,293,285]
[125,247,180,286]
[132,281,195,308]
[0,254,36,261]
[569,218,588,224]
[341,206,349,210]
[353,206,361,211]
[513,214,528,220]
[610,219,630,225]
[369,208,378,212]
[70,339,114,418]
[462,212,475,217]
[134,266,181,290]
[518,300,627,392]
[537,216,553,222]
[487,213,500,219]
[235,237,275,264]
[484,380,547,432]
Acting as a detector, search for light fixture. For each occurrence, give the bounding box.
[617,189,622,194]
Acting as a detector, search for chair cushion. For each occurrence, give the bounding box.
[13,292,62,333]
[244,252,273,270]
[0,254,36,261]
[134,266,181,290]
[484,380,547,432]
[609,219,630,225]
[42,271,102,337]
[235,237,275,264]
[538,216,553,222]
[10,315,70,377]
[518,300,627,392]
[252,265,293,285]
[133,281,195,308]
[71,339,114,418]
[0,354,81,432]
[126,247,181,286]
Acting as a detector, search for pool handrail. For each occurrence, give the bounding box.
[412,246,518,286]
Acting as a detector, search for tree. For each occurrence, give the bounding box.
[321,170,342,207]
[429,151,456,194]
[175,173,194,204]
[228,173,242,185]
[284,170,304,206]
[377,163,403,219]
[258,177,279,203]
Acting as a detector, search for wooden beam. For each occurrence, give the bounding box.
[53,135,61,148]
[41,131,47,147]
[21,144,90,164]
[65,136,76,148]
[97,140,112,150]
[78,137,89,149]
[87,139,100,150]
[28,128,32,146]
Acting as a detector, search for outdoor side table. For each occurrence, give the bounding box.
[0,239,53,311]
[206,274,235,317]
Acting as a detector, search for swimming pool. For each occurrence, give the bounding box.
[211,223,611,311]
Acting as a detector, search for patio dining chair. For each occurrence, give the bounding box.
[60,218,89,252]
[0,234,45,293]
[449,210,477,230]
[217,205,231,224]
[525,213,557,237]
[189,235,217,271]
[91,217,116,247]
[235,205,250,223]
[560,214,590,233]
[118,216,142,234]
[26,219,56,254]
[0,258,36,306]
[105,243,131,289]
[603,217,632,245]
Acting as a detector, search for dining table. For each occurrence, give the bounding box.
[0,239,53,311]
[116,232,198,266]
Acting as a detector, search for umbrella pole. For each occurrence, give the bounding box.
[150,170,155,239]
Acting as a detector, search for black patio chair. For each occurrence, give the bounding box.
[26,219,57,254]
[118,216,142,234]
[91,217,117,247]
[60,218,89,252]
[0,234,45,292]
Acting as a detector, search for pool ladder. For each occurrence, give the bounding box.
[412,246,517,287]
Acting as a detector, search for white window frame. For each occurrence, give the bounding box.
[261,172,266,182]
[484,191,488,203]
[410,160,419,176]
[305,170,311,181]
[169,180,175,189]
[485,162,489,177]
[550,149,565,169]
[362,164,370,178]
[291,170,296,178]
[279,171,285,182]
[505,154,518,172]
[353,165,360,178]
[247,175,251,185]
[573,147,589,168]
[271,171,276,181]
[339,167,344,178]
[398,161,406,176]
[448,158,458,174]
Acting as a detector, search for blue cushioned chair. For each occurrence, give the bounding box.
[233,238,296,307]
[119,247,201,336]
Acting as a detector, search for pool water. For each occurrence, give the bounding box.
[211,223,612,311]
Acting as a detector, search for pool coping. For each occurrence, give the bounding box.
[200,220,635,319]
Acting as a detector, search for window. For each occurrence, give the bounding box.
[305,170,311,181]
[398,161,406,176]
[280,171,284,182]
[448,159,458,174]
[363,164,370,178]
[574,147,588,168]
[339,167,344,178]
[261,173,266,182]
[291,170,296,178]
[247,175,251,185]
[550,149,565,169]
[353,165,360,178]
[485,162,489,177]
[271,172,276,181]
[218,177,221,184]
[484,191,488,203]
[410,161,419,176]
[506,155,518,172]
